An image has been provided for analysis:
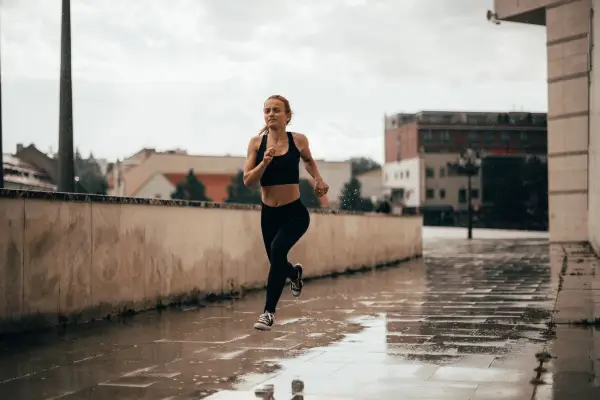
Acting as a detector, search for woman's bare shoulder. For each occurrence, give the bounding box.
[249,133,264,146]
[291,131,309,141]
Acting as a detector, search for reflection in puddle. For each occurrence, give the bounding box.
[252,379,304,399]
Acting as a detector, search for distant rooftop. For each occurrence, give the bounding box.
[385,110,547,130]
[3,154,39,171]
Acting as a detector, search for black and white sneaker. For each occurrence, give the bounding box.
[290,264,304,297]
[253,311,274,331]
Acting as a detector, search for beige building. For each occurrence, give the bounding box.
[383,154,482,215]
[109,148,352,208]
[493,0,599,253]
[421,154,483,211]
[356,168,384,201]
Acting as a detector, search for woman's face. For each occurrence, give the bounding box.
[263,98,289,130]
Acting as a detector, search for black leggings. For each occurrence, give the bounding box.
[261,198,310,313]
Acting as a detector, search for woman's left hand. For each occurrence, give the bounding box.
[314,178,329,197]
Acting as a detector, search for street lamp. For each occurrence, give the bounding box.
[449,148,484,240]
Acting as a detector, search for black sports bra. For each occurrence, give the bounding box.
[255,132,301,187]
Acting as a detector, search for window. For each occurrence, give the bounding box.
[471,189,480,199]
[439,189,446,199]
[468,132,477,143]
[426,189,435,199]
[400,172,404,179]
[421,130,433,142]
[426,167,434,178]
[485,132,494,142]
[391,188,404,202]
[406,170,410,178]
[501,132,510,142]
[520,131,529,141]
[440,131,450,142]
[439,167,446,178]
[458,189,467,204]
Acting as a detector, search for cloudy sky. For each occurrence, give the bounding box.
[1,0,547,163]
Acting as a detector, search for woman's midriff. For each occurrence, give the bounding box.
[261,184,301,207]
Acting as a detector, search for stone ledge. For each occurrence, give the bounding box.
[553,244,600,324]
[0,255,420,337]
[0,189,411,218]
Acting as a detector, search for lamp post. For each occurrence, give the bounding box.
[450,149,483,240]
[57,0,75,192]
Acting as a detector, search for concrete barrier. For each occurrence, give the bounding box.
[0,189,422,334]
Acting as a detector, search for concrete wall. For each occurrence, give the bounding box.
[0,192,422,334]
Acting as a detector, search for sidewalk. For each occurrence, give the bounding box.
[0,229,596,399]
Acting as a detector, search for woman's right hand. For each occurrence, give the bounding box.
[263,147,275,165]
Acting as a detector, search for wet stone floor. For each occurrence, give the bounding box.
[0,234,571,399]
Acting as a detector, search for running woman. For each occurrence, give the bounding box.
[243,94,329,331]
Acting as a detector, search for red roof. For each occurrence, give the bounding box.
[163,172,235,203]
[163,172,233,186]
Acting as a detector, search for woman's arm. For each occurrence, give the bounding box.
[295,133,324,182]
[243,136,268,187]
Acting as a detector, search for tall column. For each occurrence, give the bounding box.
[590,0,600,254]
[546,0,591,242]
[57,0,74,192]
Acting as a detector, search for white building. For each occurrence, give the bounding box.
[382,157,423,208]
[2,154,56,191]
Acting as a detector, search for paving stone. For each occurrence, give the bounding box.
[0,230,598,398]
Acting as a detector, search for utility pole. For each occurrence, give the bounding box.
[0,9,4,189]
[57,0,75,192]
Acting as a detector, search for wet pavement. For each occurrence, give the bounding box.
[0,228,597,399]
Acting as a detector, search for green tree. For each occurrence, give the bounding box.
[350,157,380,177]
[225,170,262,204]
[74,151,109,195]
[523,156,548,229]
[482,156,530,228]
[339,177,374,212]
[171,169,211,201]
[299,179,321,208]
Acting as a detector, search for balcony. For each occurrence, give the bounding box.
[493,0,548,25]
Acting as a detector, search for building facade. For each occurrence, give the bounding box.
[383,110,547,222]
[2,154,56,191]
[494,0,599,252]
[356,168,384,201]
[382,157,423,208]
[110,148,353,208]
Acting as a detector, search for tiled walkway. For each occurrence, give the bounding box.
[0,229,593,399]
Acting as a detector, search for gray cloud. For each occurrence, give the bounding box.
[1,0,547,163]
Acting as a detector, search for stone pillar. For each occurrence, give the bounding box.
[590,0,600,254]
[546,0,591,242]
